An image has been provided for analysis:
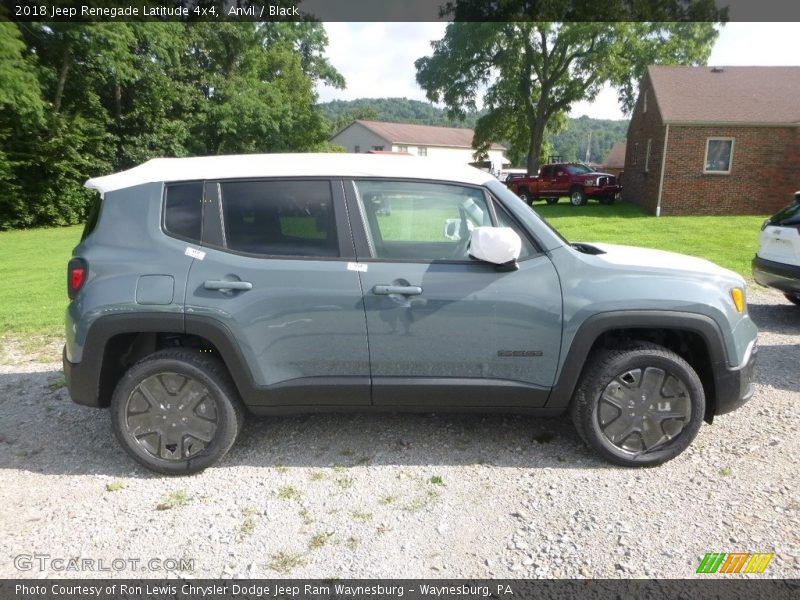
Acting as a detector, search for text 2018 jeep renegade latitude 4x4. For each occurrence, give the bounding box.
[64,154,757,474]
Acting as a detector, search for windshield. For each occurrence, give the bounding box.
[565,164,592,175]
[769,200,800,226]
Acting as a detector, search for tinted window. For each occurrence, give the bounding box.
[81,192,102,241]
[354,180,493,261]
[565,164,592,175]
[164,182,203,242]
[220,180,338,257]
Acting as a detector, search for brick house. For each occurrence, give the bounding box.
[623,66,800,216]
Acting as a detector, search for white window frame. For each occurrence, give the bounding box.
[397,144,408,153]
[645,138,652,173]
[631,142,639,167]
[703,137,735,175]
[418,146,427,157]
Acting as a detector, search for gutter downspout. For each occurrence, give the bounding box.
[656,123,670,217]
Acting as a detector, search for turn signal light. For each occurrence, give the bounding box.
[730,287,745,314]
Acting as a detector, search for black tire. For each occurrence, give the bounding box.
[570,342,705,467]
[569,188,587,206]
[110,349,244,475]
[784,293,800,306]
[546,198,559,205]
[518,190,532,205]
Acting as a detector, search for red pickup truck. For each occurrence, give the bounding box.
[507,163,622,206]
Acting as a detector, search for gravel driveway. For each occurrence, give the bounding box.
[1,287,797,580]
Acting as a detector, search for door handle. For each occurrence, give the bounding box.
[373,285,422,296]
[204,280,253,291]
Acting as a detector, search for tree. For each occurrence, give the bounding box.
[416,12,722,173]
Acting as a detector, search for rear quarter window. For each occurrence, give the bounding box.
[164,182,204,242]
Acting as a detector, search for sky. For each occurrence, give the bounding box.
[317,22,800,120]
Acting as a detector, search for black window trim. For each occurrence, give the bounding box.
[342,176,544,265]
[198,176,356,262]
[161,180,205,245]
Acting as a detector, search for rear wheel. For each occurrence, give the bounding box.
[570,342,705,467]
[784,293,800,306]
[110,349,244,475]
[569,188,587,206]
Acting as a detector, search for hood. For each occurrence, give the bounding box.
[584,243,743,283]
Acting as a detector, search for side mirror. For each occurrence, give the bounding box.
[469,227,522,269]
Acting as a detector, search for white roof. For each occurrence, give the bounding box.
[85,153,495,193]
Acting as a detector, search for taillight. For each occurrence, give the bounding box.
[67,258,87,299]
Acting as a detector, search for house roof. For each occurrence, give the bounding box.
[602,142,626,168]
[648,65,800,125]
[352,120,506,150]
[84,153,495,193]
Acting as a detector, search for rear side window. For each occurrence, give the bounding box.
[81,192,102,241]
[164,182,203,242]
[220,180,338,257]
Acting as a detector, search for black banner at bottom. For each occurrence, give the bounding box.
[3,579,799,600]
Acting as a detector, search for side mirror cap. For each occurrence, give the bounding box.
[468,226,522,267]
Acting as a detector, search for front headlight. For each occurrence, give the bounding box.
[585,178,597,186]
[730,287,745,314]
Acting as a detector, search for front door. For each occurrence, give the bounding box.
[345,179,563,407]
[185,178,370,407]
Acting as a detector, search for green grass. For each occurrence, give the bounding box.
[534,202,765,279]
[0,225,82,336]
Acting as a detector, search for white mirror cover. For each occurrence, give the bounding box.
[469,227,522,265]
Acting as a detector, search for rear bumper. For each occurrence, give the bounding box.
[752,255,800,294]
[713,340,757,417]
[63,345,103,408]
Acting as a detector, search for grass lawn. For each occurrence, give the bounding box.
[0,202,765,338]
[0,225,82,338]
[534,201,765,278]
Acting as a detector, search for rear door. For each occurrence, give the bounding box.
[345,179,563,408]
[185,178,370,407]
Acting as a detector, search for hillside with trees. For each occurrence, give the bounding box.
[319,98,628,166]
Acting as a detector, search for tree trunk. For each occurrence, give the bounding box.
[53,43,72,113]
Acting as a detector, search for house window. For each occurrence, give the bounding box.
[631,142,639,167]
[397,145,408,152]
[643,89,648,113]
[704,138,734,174]
[371,145,384,151]
[354,145,360,153]
[645,138,652,173]
[418,146,427,157]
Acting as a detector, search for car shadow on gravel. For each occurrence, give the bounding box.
[748,301,800,335]
[0,368,614,478]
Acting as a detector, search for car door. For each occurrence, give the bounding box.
[552,167,570,196]
[184,178,370,407]
[345,178,563,408]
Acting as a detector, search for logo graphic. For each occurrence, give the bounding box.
[696,552,773,574]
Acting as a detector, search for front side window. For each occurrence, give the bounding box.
[565,164,592,175]
[219,180,338,257]
[704,138,734,174]
[353,180,493,261]
[164,182,203,242]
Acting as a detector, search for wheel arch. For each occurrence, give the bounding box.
[546,311,729,423]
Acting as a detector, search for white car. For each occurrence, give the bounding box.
[753,191,800,306]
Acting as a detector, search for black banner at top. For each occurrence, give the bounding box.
[2,0,800,22]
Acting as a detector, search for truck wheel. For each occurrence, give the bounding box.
[518,190,532,205]
[784,293,800,306]
[569,189,587,206]
[570,342,705,467]
[110,349,244,475]
[546,198,559,205]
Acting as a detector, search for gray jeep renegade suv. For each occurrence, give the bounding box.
[64,154,757,474]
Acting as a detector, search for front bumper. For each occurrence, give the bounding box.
[752,255,800,294]
[585,185,622,199]
[713,340,757,417]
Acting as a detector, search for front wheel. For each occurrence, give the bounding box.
[569,189,587,206]
[518,190,532,205]
[570,342,705,467]
[784,292,800,306]
[110,349,244,475]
